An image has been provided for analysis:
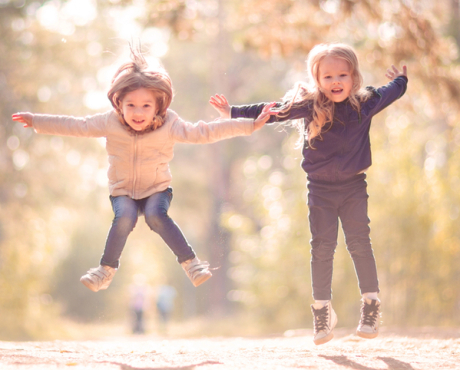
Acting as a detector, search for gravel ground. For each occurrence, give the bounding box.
[1,327,459,369]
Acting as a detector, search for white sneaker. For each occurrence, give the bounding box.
[80,265,117,292]
[311,301,338,345]
[181,257,212,287]
[357,298,380,339]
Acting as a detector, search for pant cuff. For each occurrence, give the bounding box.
[178,253,196,264]
[100,259,119,269]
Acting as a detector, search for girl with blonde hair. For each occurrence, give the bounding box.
[12,47,275,293]
[210,43,408,345]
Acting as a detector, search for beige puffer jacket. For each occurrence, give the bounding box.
[33,109,255,199]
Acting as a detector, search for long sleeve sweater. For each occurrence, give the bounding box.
[33,109,255,199]
[231,76,408,182]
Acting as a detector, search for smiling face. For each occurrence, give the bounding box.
[318,56,353,103]
[120,88,158,131]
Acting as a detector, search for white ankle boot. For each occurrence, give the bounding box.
[181,257,212,287]
[357,298,380,339]
[80,265,117,292]
[311,300,337,345]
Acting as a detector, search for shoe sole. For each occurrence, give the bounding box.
[192,272,212,287]
[80,277,100,292]
[314,331,334,345]
[356,330,379,339]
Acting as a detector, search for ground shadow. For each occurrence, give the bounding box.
[320,355,379,370]
[105,360,223,370]
[378,356,415,369]
[320,355,414,370]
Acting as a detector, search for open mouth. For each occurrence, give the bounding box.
[331,88,343,94]
[132,119,145,125]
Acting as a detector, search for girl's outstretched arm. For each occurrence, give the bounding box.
[366,65,408,117]
[170,103,275,144]
[253,102,277,131]
[385,65,407,80]
[209,94,231,118]
[12,112,34,128]
[12,111,110,138]
[222,99,308,123]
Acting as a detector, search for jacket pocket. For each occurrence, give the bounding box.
[154,163,172,184]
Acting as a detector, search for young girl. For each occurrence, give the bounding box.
[12,48,275,293]
[210,43,408,345]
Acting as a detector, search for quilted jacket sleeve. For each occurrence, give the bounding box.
[169,113,255,144]
[32,111,113,138]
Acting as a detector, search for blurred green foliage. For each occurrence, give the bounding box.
[0,0,460,339]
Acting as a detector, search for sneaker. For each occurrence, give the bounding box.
[181,257,212,287]
[357,298,380,339]
[311,301,338,345]
[80,265,117,292]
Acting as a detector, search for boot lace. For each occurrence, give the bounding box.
[312,305,330,333]
[360,300,379,327]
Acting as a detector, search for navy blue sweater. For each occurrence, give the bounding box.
[231,76,408,182]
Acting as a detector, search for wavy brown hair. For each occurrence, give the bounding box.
[107,45,174,133]
[279,43,371,147]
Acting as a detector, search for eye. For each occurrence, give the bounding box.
[144,104,151,108]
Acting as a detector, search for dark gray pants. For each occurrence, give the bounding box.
[307,174,379,300]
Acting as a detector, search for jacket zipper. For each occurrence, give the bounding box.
[132,133,138,198]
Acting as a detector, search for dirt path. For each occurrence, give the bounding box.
[1,328,459,369]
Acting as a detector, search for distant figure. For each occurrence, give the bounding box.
[156,284,177,333]
[210,42,408,345]
[129,274,150,335]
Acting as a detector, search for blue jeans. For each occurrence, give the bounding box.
[100,188,196,268]
[307,174,379,300]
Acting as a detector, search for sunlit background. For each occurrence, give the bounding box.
[1,0,460,340]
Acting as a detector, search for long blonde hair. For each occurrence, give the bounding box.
[107,45,174,133]
[279,43,371,147]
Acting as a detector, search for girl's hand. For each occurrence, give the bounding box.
[209,94,231,119]
[12,112,34,128]
[254,102,277,131]
[385,65,407,80]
